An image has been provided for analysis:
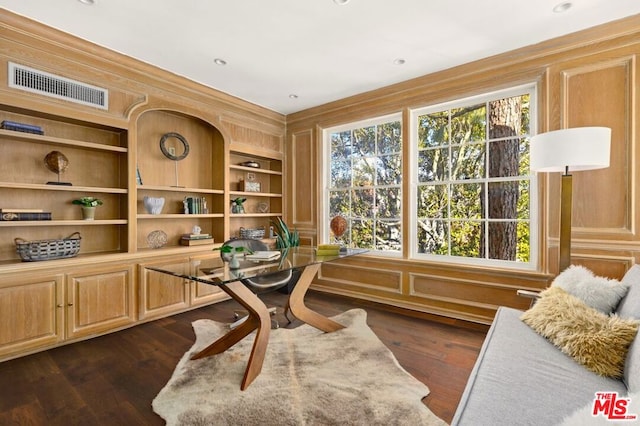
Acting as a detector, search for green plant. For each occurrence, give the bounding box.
[213,244,253,255]
[214,244,253,254]
[72,197,103,207]
[272,217,300,249]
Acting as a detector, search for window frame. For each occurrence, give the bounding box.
[409,84,539,270]
[320,112,403,258]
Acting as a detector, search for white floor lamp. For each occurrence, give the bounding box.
[530,127,611,272]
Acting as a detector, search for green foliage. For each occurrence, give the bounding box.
[271,217,300,249]
[414,93,531,262]
[216,245,250,254]
[72,197,103,207]
[328,118,403,252]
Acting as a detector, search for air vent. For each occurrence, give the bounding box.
[8,62,108,110]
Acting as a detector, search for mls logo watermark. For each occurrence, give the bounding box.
[592,392,637,421]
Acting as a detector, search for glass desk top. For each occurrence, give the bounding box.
[147,246,367,287]
[146,246,367,390]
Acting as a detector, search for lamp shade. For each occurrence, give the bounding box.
[530,127,611,173]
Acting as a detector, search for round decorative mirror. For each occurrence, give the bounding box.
[159,132,190,161]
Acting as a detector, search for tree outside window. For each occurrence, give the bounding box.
[413,88,534,264]
[326,116,402,253]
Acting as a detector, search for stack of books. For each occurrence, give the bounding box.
[1,120,44,135]
[180,233,214,246]
[184,196,208,214]
[0,208,52,221]
[315,244,341,256]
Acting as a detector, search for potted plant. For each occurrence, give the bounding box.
[271,217,301,293]
[215,243,252,268]
[271,217,300,249]
[231,197,246,214]
[72,196,103,220]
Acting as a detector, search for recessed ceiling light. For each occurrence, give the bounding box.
[333,0,350,5]
[393,58,406,65]
[78,0,96,5]
[553,2,572,13]
[289,94,299,99]
[214,58,227,66]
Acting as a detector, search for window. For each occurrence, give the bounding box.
[323,114,402,254]
[410,85,537,268]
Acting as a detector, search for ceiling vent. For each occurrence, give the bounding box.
[8,62,108,110]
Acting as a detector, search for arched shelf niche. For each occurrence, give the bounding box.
[135,109,226,248]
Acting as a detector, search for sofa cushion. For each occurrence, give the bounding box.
[619,265,640,392]
[552,265,629,313]
[452,307,627,426]
[521,287,638,378]
[618,265,640,319]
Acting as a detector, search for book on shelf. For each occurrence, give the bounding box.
[0,208,45,213]
[1,120,44,135]
[181,233,212,240]
[183,196,208,215]
[180,237,214,246]
[1,212,52,221]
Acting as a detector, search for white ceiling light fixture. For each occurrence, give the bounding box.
[213,58,227,66]
[77,0,97,5]
[333,0,351,5]
[553,2,572,13]
[393,58,406,65]
[289,94,299,99]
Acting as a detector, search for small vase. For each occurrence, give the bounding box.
[81,206,96,220]
[229,254,240,269]
[231,204,245,214]
[143,196,165,215]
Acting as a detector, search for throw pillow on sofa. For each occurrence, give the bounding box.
[552,265,629,313]
[521,287,639,378]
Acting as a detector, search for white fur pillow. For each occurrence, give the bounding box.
[552,265,629,313]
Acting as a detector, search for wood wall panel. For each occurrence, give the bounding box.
[562,59,632,232]
[290,129,315,227]
[318,263,402,293]
[410,273,531,311]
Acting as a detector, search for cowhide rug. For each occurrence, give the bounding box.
[152,308,447,425]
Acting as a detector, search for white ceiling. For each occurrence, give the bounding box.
[1,1,640,115]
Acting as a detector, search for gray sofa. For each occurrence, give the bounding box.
[452,265,640,425]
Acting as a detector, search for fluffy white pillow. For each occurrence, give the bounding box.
[552,265,629,314]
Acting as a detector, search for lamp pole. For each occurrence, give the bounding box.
[559,168,572,272]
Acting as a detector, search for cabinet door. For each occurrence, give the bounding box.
[189,254,228,307]
[0,273,64,360]
[138,257,190,320]
[66,265,136,339]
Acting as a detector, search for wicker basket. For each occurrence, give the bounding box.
[15,232,81,262]
[239,227,265,240]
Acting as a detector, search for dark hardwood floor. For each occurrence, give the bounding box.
[0,291,487,425]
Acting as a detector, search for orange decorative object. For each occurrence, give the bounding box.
[330,215,347,238]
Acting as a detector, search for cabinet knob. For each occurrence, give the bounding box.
[57,304,63,308]
[67,303,74,306]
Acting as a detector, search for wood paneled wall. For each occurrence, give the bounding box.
[2,9,639,324]
[286,14,640,324]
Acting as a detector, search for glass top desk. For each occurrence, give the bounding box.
[147,246,367,390]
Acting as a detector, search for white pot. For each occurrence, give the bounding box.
[143,196,165,215]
